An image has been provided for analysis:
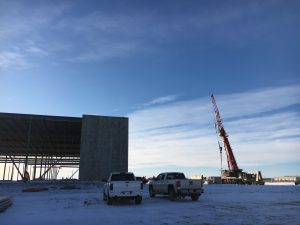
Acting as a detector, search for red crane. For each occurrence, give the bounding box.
[211,94,242,178]
[211,94,264,184]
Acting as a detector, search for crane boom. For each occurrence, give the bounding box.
[211,94,239,172]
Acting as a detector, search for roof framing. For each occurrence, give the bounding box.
[0,112,82,157]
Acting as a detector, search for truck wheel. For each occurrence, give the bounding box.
[103,192,107,201]
[107,196,113,205]
[135,196,142,204]
[191,194,199,201]
[149,186,156,198]
[168,188,176,201]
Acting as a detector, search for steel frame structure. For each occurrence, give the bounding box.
[0,112,81,181]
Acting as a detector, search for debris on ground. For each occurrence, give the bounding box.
[60,184,81,190]
[0,196,13,212]
[22,187,49,192]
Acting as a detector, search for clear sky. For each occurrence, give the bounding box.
[0,0,299,179]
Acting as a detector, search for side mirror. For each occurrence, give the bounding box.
[102,178,107,182]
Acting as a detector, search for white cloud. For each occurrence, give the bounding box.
[226,112,300,143]
[26,46,47,56]
[128,85,300,172]
[141,95,178,107]
[0,2,70,40]
[216,85,300,119]
[0,51,27,68]
[67,41,141,62]
[0,2,71,68]
[2,1,297,68]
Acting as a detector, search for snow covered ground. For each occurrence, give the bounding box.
[0,182,299,225]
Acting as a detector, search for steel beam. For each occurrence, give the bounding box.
[9,156,24,180]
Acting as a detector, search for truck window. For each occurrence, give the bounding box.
[166,173,185,180]
[157,174,165,180]
[110,173,135,181]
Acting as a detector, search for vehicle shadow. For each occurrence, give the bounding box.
[103,198,142,206]
[146,195,200,203]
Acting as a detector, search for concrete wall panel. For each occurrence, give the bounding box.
[79,115,128,181]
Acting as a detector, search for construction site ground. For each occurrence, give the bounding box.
[0,181,299,225]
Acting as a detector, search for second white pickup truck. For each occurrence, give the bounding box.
[103,172,143,205]
[148,172,203,201]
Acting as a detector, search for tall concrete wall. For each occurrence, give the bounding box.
[79,115,128,181]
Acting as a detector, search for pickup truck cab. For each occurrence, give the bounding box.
[148,172,203,201]
[103,172,143,205]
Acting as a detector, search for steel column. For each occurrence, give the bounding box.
[2,155,7,180]
[24,117,32,175]
[33,155,37,180]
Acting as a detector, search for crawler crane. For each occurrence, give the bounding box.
[211,94,263,184]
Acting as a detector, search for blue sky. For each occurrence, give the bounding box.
[0,0,299,178]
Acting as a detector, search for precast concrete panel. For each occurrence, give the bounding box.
[79,115,128,181]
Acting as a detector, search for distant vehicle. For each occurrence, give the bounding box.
[135,176,148,184]
[148,172,203,201]
[103,172,143,205]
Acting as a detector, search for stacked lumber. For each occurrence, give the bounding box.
[0,196,13,213]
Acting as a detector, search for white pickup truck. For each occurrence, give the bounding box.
[103,172,143,205]
[148,172,203,201]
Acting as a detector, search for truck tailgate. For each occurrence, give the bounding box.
[179,179,202,189]
[112,181,141,190]
[109,181,142,197]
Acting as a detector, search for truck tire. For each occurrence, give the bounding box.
[168,188,176,201]
[191,194,199,201]
[107,195,113,205]
[149,186,156,198]
[135,196,142,204]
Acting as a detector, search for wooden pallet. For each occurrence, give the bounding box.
[0,196,13,213]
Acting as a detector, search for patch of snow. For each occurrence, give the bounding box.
[0,182,299,225]
[264,182,296,186]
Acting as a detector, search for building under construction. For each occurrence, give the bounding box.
[0,113,128,181]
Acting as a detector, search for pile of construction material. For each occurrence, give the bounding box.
[0,196,13,213]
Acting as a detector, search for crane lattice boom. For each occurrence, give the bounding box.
[211,94,239,172]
